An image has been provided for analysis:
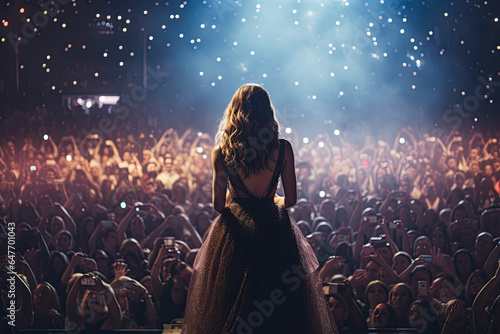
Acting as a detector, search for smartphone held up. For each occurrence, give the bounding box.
[323,282,347,296]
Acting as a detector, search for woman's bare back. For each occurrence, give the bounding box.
[236,145,281,198]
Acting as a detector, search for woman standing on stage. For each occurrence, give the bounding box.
[182,84,337,334]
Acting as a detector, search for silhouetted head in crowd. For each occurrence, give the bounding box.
[443,299,470,330]
[296,220,311,237]
[389,282,414,313]
[48,251,69,286]
[54,230,73,253]
[193,211,211,237]
[328,293,348,328]
[372,303,397,329]
[453,248,475,284]
[408,299,440,333]
[319,199,336,223]
[33,282,60,315]
[430,274,461,303]
[464,269,488,307]
[414,236,432,258]
[365,280,389,311]
[392,251,412,274]
[431,227,451,254]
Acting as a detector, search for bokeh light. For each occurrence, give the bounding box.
[0,0,497,136]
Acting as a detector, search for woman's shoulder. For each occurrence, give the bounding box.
[279,139,294,153]
[212,145,223,159]
[212,146,227,168]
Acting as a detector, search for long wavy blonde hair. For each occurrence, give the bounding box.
[216,84,279,178]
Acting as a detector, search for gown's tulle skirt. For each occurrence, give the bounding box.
[182,198,337,334]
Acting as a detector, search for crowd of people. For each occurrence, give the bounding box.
[1,106,500,333]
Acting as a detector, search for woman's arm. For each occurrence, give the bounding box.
[398,257,424,283]
[212,147,228,213]
[378,218,400,256]
[144,294,157,328]
[178,128,194,152]
[339,280,368,330]
[10,269,34,327]
[131,281,157,327]
[151,247,170,300]
[33,228,50,266]
[446,136,461,155]
[52,203,77,237]
[482,138,493,158]
[370,249,402,285]
[354,218,369,263]
[116,206,136,244]
[276,140,297,209]
[131,154,143,178]
[468,132,484,148]
[61,253,84,285]
[151,262,163,301]
[404,127,418,150]
[349,194,363,232]
[47,135,59,157]
[66,275,84,328]
[106,139,123,165]
[93,136,104,162]
[88,221,107,253]
[379,191,397,216]
[71,136,82,156]
[396,220,411,254]
[101,281,122,329]
[141,216,174,250]
[179,214,202,248]
[16,253,37,291]
[152,129,170,156]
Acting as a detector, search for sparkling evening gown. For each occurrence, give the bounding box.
[182,140,337,334]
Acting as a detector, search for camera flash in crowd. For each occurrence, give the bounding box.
[399,137,406,144]
[318,141,325,148]
[334,129,340,136]
[66,155,72,161]
[285,127,292,134]
[120,202,127,209]
[43,134,49,140]
[303,137,309,144]
[196,147,203,153]
[319,190,326,198]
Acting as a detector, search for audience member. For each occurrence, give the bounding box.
[0,120,499,332]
